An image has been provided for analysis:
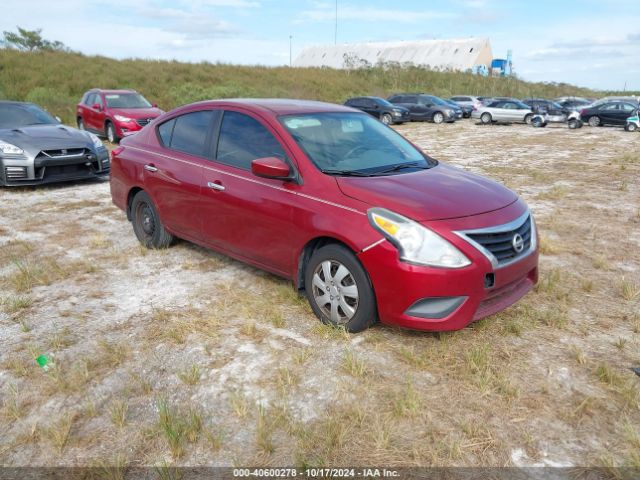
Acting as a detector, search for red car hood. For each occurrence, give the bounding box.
[110,107,163,119]
[336,163,518,221]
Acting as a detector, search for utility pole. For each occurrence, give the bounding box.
[334,0,338,44]
[289,35,293,67]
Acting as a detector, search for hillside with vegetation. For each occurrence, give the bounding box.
[0,48,613,125]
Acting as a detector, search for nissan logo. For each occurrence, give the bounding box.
[512,233,524,253]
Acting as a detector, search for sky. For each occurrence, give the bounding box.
[2,0,639,91]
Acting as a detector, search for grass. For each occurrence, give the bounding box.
[229,390,249,418]
[177,364,201,386]
[109,400,129,428]
[156,398,203,459]
[620,278,640,301]
[341,349,368,378]
[43,413,75,453]
[0,48,601,126]
[1,295,33,314]
[392,382,421,418]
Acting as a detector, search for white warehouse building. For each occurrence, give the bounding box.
[293,38,493,71]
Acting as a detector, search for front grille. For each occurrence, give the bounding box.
[43,164,90,179]
[460,213,533,267]
[5,166,28,180]
[40,148,87,158]
[136,118,153,127]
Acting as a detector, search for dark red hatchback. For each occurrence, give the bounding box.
[110,99,538,332]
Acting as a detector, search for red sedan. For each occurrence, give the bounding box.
[110,99,538,332]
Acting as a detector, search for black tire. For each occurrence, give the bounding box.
[480,112,492,125]
[588,116,601,127]
[381,113,392,125]
[130,191,174,249]
[106,121,119,143]
[524,114,533,125]
[625,123,638,132]
[568,119,580,130]
[77,117,85,130]
[304,244,377,333]
[432,112,445,124]
[532,117,543,128]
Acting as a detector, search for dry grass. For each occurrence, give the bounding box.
[0,118,638,468]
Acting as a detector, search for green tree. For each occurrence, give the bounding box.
[1,26,68,52]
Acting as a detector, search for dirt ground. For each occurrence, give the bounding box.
[0,119,638,472]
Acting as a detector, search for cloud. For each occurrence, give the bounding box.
[142,7,241,40]
[296,5,454,23]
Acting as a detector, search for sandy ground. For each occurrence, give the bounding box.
[0,120,638,472]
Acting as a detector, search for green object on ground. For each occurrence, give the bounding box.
[36,355,50,369]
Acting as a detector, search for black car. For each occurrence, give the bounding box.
[0,101,109,186]
[579,101,639,127]
[344,96,410,125]
[556,98,592,112]
[387,94,457,123]
[444,99,471,118]
[521,98,570,115]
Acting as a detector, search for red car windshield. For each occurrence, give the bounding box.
[104,93,152,109]
[280,112,435,176]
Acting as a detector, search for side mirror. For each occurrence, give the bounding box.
[92,103,102,111]
[251,157,291,180]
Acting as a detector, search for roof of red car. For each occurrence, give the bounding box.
[92,89,138,94]
[188,99,353,116]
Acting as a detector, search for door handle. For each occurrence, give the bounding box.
[207,181,225,191]
[144,164,158,172]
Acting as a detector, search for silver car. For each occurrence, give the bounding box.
[472,99,534,125]
[0,101,109,186]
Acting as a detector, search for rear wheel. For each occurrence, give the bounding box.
[130,191,174,249]
[480,112,492,125]
[304,244,377,333]
[532,116,544,128]
[381,113,392,125]
[524,114,533,125]
[433,112,445,124]
[588,116,601,127]
[568,119,581,129]
[106,121,118,143]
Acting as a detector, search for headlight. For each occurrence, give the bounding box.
[114,115,133,122]
[85,131,104,148]
[393,111,402,116]
[368,208,471,268]
[0,140,24,155]
[445,109,454,115]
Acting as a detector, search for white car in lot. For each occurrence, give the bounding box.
[472,100,534,125]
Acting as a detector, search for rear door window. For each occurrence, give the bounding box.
[215,111,287,170]
[163,111,215,157]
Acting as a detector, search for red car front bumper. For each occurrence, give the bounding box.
[358,212,539,331]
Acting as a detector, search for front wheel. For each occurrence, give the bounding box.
[304,244,377,333]
[381,113,392,125]
[433,112,445,124]
[625,123,638,132]
[131,191,174,249]
[106,122,119,143]
[480,112,492,125]
[524,114,533,125]
[588,116,601,127]
[568,119,581,129]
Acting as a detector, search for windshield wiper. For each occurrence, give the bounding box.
[372,162,429,175]
[321,169,374,177]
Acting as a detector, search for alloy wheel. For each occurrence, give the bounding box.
[311,260,359,325]
[433,112,444,124]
